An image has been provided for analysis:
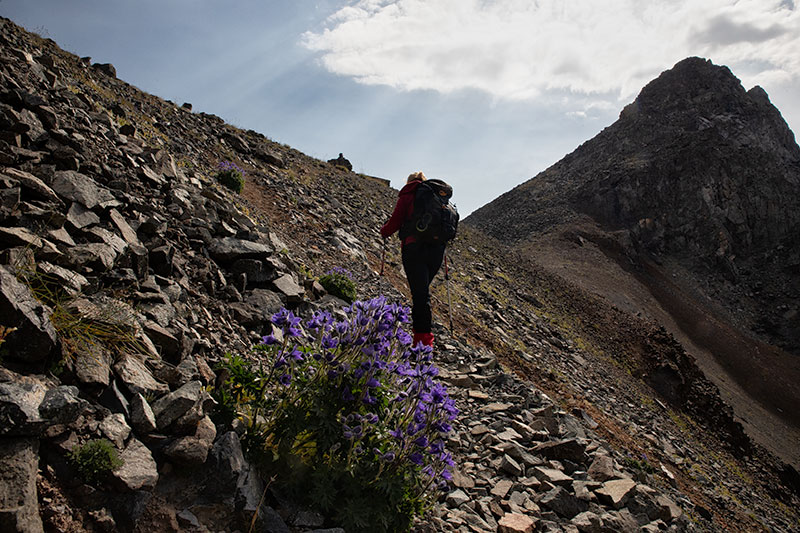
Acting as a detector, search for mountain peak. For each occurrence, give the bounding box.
[468,55,800,353]
[619,57,799,160]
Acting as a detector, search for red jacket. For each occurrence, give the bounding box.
[380,180,421,245]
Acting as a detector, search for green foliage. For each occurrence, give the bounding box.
[214,300,458,532]
[14,265,147,364]
[216,160,245,193]
[69,439,123,484]
[319,268,357,303]
[624,454,656,474]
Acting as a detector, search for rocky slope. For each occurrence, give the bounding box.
[1,17,799,533]
[466,58,800,457]
[467,57,800,355]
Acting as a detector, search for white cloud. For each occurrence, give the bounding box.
[302,0,800,107]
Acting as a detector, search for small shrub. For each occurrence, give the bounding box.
[70,439,123,484]
[216,160,245,193]
[624,453,656,474]
[319,267,357,303]
[14,266,146,362]
[215,297,458,532]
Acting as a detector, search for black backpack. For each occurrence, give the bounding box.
[402,179,459,244]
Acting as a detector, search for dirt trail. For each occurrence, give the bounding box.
[532,231,800,469]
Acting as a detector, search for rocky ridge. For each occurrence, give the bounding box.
[0,17,798,533]
[467,57,800,356]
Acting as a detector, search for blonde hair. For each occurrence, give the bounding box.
[406,171,426,184]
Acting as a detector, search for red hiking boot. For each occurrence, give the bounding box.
[412,332,434,347]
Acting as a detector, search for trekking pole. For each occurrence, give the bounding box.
[380,237,387,276]
[444,251,453,334]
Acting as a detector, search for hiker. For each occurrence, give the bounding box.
[380,171,447,348]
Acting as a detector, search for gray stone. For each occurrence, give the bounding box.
[655,495,682,522]
[63,243,118,271]
[501,454,523,477]
[482,402,513,414]
[112,437,158,491]
[142,321,182,361]
[572,480,600,502]
[446,488,470,507]
[587,454,616,481]
[113,354,169,397]
[0,267,58,364]
[94,63,117,77]
[231,258,278,287]
[208,237,272,264]
[129,393,157,434]
[98,379,130,418]
[451,469,475,489]
[39,385,87,426]
[176,509,201,529]
[497,512,536,533]
[66,201,100,229]
[571,511,603,533]
[195,415,217,445]
[46,227,76,247]
[84,226,128,255]
[207,431,270,519]
[164,436,210,465]
[595,478,637,509]
[151,380,204,430]
[0,227,41,249]
[139,165,165,186]
[532,466,573,488]
[291,510,324,528]
[50,170,118,209]
[599,509,639,532]
[173,356,202,387]
[108,208,141,246]
[0,438,44,533]
[534,439,588,464]
[272,273,304,301]
[0,382,47,436]
[539,487,589,518]
[491,478,514,499]
[36,262,88,297]
[99,413,131,448]
[254,505,290,533]
[496,427,523,442]
[2,167,60,204]
[207,432,248,491]
[72,344,112,388]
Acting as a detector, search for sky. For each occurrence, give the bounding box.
[2,0,799,217]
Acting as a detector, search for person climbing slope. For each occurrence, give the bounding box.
[380,171,459,348]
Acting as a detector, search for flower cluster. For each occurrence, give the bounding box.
[216,296,458,529]
[215,160,245,193]
[217,160,244,175]
[325,266,353,280]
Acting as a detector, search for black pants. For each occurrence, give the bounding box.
[402,241,446,334]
